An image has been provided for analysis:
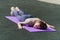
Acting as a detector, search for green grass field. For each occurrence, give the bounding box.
[0,0,60,40]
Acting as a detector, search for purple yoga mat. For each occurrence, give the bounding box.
[5,16,56,32]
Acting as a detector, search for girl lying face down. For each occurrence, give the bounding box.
[17,18,55,29]
[10,6,55,29]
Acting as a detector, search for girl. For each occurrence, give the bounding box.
[10,6,55,29]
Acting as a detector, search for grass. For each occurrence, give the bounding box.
[0,0,60,40]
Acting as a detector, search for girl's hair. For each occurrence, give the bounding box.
[40,21,47,30]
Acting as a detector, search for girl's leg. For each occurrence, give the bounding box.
[15,6,33,18]
[10,7,20,16]
[16,14,33,22]
[10,6,15,16]
[20,13,33,19]
[16,15,26,21]
[15,7,24,15]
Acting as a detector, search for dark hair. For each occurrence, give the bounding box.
[40,21,47,30]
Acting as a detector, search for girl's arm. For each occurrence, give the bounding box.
[46,23,55,28]
[17,22,23,29]
[17,21,28,29]
[41,20,55,28]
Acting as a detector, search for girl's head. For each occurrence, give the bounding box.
[34,21,47,30]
